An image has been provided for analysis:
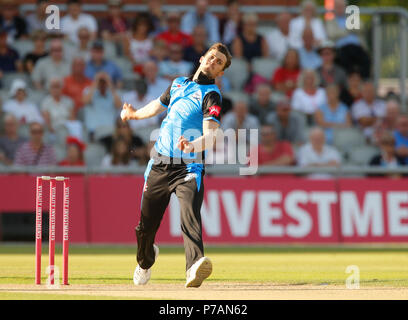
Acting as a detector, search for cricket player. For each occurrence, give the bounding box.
[121,43,232,288]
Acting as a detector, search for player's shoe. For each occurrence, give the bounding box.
[185,257,212,288]
[133,244,159,285]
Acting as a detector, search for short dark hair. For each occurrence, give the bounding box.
[205,42,232,71]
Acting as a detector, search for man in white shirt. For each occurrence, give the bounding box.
[297,127,341,179]
[264,12,291,62]
[61,0,98,44]
[143,60,171,100]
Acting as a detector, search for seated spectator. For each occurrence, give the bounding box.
[26,0,50,34]
[249,124,295,168]
[271,48,301,98]
[219,0,242,46]
[297,127,341,179]
[351,81,386,140]
[369,131,405,178]
[85,40,123,87]
[382,99,400,131]
[0,2,27,40]
[289,0,327,50]
[316,40,347,89]
[231,13,268,63]
[62,56,93,116]
[3,79,43,124]
[99,0,129,42]
[144,0,167,36]
[339,70,363,108]
[326,0,370,78]
[41,78,79,135]
[298,27,322,70]
[124,15,154,74]
[122,79,159,131]
[249,84,275,124]
[82,72,122,136]
[181,0,220,44]
[0,29,21,80]
[32,39,70,90]
[143,60,170,99]
[314,84,351,145]
[23,30,48,74]
[101,137,138,167]
[158,43,193,81]
[394,115,408,164]
[156,12,192,48]
[61,0,97,44]
[221,99,260,134]
[183,25,209,70]
[74,27,92,61]
[149,38,168,63]
[292,69,326,123]
[14,121,57,166]
[264,12,291,62]
[58,136,86,166]
[99,117,144,156]
[265,97,306,146]
[0,114,26,165]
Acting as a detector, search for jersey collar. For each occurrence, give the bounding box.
[187,72,215,85]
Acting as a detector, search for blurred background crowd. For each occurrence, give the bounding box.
[0,0,407,177]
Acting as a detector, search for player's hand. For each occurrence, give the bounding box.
[121,103,136,121]
[177,136,194,153]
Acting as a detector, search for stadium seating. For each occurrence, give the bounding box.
[84,142,107,166]
[333,128,367,154]
[223,58,249,90]
[348,145,380,166]
[252,57,279,80]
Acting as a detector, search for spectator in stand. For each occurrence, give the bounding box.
[264,12,291,63]
[231,13,268,63]
[265,97,306,146]
[142,60,170,100]
[99,0,129,42]
[85,40,122,87]
[145,0,167,36]
[0,29,21,81]
[288,0,327,50]
[316,40,347,89]
[14,121,57,166]
[61,0,98,44]
[351,81,386,140]
[326,0,370,78]
[297,127,341,179]
[314,84,351,145]
[249,83,275,124]
[101,137,138,167]
[298,27,322,70]
[58,136,86,166]
[382,99,400,131]
[0,2,27,41]
[124,15,154,74]
[339,70,363,108]
[62,56,93,116]
[22,30,48,74]
[74,27,92,61]
[249,124,295,168]
[394,115,408,164]
[183,25,209,71]
[156,12,192,48]
[3,79,43,124]
[271,49,301,98]
[291,69,326,124]
[149,38,168,63]
[41,78,81,136]
[181,0,220,44]
[82,72,122,136]
[32,39,70,90]
[0,114,26,165]
[158,43,193,81]
[369,131,405,178]
[221,99,259,133]
[26,0,50,34]
[219,0,242,46]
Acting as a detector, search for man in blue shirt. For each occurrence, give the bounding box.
[121,43,231,288]
[394,115,408,164]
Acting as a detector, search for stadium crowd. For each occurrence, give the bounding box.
[0,0,407,177]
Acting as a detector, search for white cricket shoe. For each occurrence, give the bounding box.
[133,244,159,285]
[185,257,212,288]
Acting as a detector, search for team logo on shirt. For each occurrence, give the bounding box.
[192,91,201,101]
[209,105,221,117]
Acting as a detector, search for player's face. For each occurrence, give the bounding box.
[199,50,226,79]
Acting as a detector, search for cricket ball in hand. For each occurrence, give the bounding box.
[120,109,126,120]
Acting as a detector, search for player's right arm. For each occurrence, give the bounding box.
[121,83,172,121]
